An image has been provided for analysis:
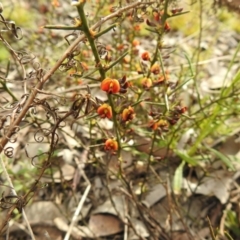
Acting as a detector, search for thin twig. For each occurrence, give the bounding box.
[64,148,91,240]
[0,153,36,240]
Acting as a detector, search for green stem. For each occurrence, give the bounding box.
[108,95,121,156]
[105,50,129,72]
[0,80,18,101]
[44,25,83,31]
[76,5,105,79]
[140,131,157,197]
[95,23,118,38]
[158,50,169,112]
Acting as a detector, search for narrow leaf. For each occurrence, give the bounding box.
[175,150,198,165]
[206,146,235,171]
[173,161,185,194]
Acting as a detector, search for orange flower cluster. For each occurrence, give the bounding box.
[104,139,118,151]
[121,106,135,122]
[97,104,112,119]
[147,10,171,32]
[101,77,120,94]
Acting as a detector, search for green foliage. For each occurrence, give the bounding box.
[225,210,240,237]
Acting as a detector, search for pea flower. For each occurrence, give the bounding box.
[141,51,150,61]
[141,77,152,89]
[101,77,120,94]
[150,64,160,75]
[104,139,118,151]
[149,119,169,131]
[97,104,112,119]
[122,106,135,122]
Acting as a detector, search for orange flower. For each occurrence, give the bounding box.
[132,39,140,47]
[141,51,150,61]
[117,44,124,51]
[150,64,160,75]
[149,120,159,130]
[157,119,169,128]
[101,77,120,94]
[149,119,169,130]
[122,106,135,122]
[155,73,170,84]
[104,139,118,151]
[52,0,60,7]
[141,77,152,89]
[153,11,160,22]
[97,104,112,119]
[134,24,141,31]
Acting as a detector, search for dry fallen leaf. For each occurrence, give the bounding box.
[89,214,123,237]
[25,201,66,224]
[93,195,125,219]
[128,218,149,239]
[142,183,166,207]
[53,163,75,182]
[183,170,234,204]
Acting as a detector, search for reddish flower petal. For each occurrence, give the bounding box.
[164,22,171,32]
[101,77,120,94]
[151,64,160,75]
[141,51,150,61]
[104,139,118,151]
[122,106,135,122]
[141,77,152,89]
[97,104,112,119]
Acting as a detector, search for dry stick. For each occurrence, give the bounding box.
[0,153,36,240]
[219,202,232,236]
[0,0,145,154]
[64,176,91,240]
[63,148,91,240]
[123,194,129,240]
